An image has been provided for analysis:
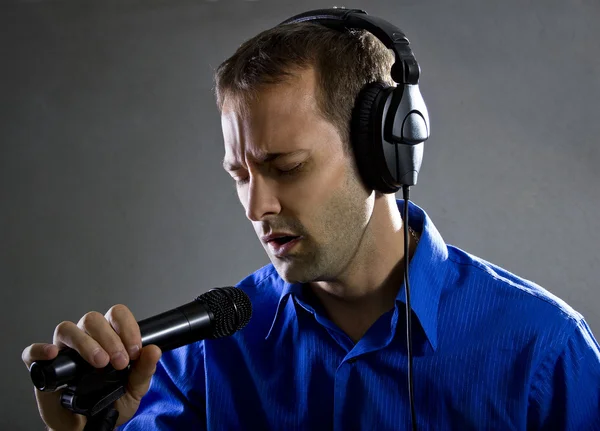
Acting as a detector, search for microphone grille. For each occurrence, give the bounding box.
[197,287,252,338]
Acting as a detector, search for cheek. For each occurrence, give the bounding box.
[281,159,349,208]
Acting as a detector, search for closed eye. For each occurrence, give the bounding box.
[277,163,304,176]
[232,162,305,187]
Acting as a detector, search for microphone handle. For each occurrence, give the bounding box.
[30,300,214,392]
[139,300,213,351]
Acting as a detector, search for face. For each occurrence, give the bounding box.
[221,67,375,284]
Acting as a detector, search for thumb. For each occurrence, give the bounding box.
[114,345,162,424]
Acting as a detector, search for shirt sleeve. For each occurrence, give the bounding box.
[118,342,207,430]
[528,318,600,430]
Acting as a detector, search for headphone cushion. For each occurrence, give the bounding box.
[351,82,396,193]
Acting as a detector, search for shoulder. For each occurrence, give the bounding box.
[444,244,585,341]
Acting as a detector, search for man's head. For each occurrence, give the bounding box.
[215,22,395,283]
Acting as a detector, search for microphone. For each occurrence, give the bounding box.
[29,287,252,392]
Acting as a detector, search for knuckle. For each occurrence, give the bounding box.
[54,320,75,339]
[78,311,105,330]
[106,304,135,337]
[105,304,130,321]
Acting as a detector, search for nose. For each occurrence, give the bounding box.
[244,175,281,222]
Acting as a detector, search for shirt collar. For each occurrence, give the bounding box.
[393,199,451,351]
[265,199,452,351]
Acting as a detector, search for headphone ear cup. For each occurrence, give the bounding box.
[351,82,399,194]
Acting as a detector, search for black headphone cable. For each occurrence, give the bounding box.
[402,184,417,431]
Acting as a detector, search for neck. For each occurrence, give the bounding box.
[308,194,417,343]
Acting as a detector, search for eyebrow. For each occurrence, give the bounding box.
[222,150,309,171]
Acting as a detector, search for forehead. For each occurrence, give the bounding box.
[221,68,323,165]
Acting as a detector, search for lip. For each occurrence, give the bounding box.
[262,234,303,257]
[261,233,298,243]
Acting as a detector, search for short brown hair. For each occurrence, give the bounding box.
[213,22,395,147]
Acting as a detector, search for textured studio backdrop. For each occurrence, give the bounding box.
[1,0,599,429]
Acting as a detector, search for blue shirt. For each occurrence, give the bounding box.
[121,200,600,430]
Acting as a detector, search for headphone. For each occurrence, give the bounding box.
[279,7,430,194]
[279,8,429,430]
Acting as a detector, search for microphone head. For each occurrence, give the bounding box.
[197,287,252,338]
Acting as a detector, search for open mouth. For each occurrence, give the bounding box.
[270,236,299,246]
[266,235,302,257]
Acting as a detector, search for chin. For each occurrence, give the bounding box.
[271,259,317,284]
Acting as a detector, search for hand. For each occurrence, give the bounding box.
[21,305,162,431]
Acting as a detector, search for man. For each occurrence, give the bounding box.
[23,12,600,431]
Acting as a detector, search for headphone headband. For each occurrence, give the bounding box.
[279,8,420,85]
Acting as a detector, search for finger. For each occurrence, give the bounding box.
[53,320,110,368]
[124,345,162,403]
[76,311,129,370]
[21,343,58,369]
[104,304,142,361]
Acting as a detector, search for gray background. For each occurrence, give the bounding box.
[1,0,599,429]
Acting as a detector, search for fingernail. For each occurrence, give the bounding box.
[111,351,128,368]
[128,344,140,358]
[93,349,108,366]
[43,344,55,355]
